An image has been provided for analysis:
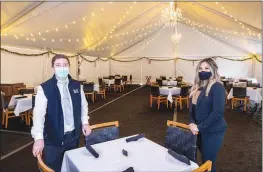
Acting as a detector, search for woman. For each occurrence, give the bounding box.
[188,58,227,172]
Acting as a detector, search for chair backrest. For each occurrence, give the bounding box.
[222,80,229,88]
[86,121,119,145]
[122,75,128,82]
[109,75,114,79]
[103,76,109,79]
[129,75,132,81]
[247,80,253,87]
[1,92,6,110]
[220,76,226,80]
[192,160,212,172]
[150,85,160,96]
[252,83,260,88]
[18,88,35,95]
[83,83,94,92]
[98,78,103,85]
[176,76,183,82]
[160,76,166,80]
[37,154,54,172]
[32,95,36,109]
[115,74,121,77]
[180,86,190,97]
[237,82,247,87]
[225,83,233,93]
[165,120,198,162]
[233,87,247,97]
[114,78,121,85]
[156,79,163,87]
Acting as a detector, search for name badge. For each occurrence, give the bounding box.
[73,89,79,94]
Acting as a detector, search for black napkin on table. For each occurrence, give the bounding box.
[85,145,99,158]
[167,149,190,165]
[126,134,145,142]
[122,167,134,172]
[15,96,27,99]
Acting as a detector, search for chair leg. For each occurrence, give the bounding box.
[166,100,168,108]
[180,98,183,110]
[5,112,8,128]
[186,97,189,108]
[150,95,152,107]
[157,97,160,109]
[244,99,247,111]
[2,111,5,125]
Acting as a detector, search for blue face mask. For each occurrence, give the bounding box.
[54,67,69,79]
[199,71,212,80]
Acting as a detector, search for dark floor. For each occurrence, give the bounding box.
[1,85,262,172]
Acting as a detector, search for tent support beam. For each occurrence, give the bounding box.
[1,1,44,31]
[78,2,164,53]
[191,2,261,33]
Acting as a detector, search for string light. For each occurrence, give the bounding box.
[117,26,165,57]
[4,4,111,38]
[184,18,261,41]
[93,21,163,53]
[215,2,260,36]
[89,2,135,50]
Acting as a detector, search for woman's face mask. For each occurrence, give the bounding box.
[198,62,212,80]
[199,71,212,80]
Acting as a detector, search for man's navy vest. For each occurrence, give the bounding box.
[41,75,82,146]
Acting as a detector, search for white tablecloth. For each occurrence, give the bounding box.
[103,79,123,86]
[159,87,181,102]
[227,87,262,103]
[9,94,32,116]
[61,136,199,172]
[94,84,100,92]
[162,80,177,86]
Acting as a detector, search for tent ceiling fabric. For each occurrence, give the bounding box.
[1,1,262,56]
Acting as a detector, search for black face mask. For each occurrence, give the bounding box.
[199,71,212,80]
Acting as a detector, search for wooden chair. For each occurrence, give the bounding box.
[166,120,198,162]
[156,78,163,87]
[114,78,123,92]
[192,160,212,172]
[95,83,106,100]
[26,94,35,125]
[150,85,168,109]
[122,75,128,84]
[37,154,54,172]
[231,87,249,111]
[1,92,27,128]
[83,83,95,102]
[86,121,119,145]
[18,87,35,95]
[173,86,190,110]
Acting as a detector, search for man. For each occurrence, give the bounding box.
[31,54,91,172]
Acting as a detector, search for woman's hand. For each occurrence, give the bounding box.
[189,123,199,135]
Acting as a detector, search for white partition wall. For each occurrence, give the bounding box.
[255,59,262,85]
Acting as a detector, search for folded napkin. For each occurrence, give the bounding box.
[168,149,190,165]
[85,145,99,158]
[15,96,27,99]
[122,167,134,172]
[126,134,145,142]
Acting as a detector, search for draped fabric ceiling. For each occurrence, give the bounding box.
[1,1,262,57]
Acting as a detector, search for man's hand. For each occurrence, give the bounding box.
[82,124,92,136]
[32,139,44,157]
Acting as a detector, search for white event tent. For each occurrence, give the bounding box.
[1,1,262,86]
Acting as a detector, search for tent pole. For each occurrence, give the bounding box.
[76,55,80,80]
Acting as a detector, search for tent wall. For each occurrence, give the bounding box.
[1,46,78,86]
[255,59,262,85]
[1,46,261,86]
